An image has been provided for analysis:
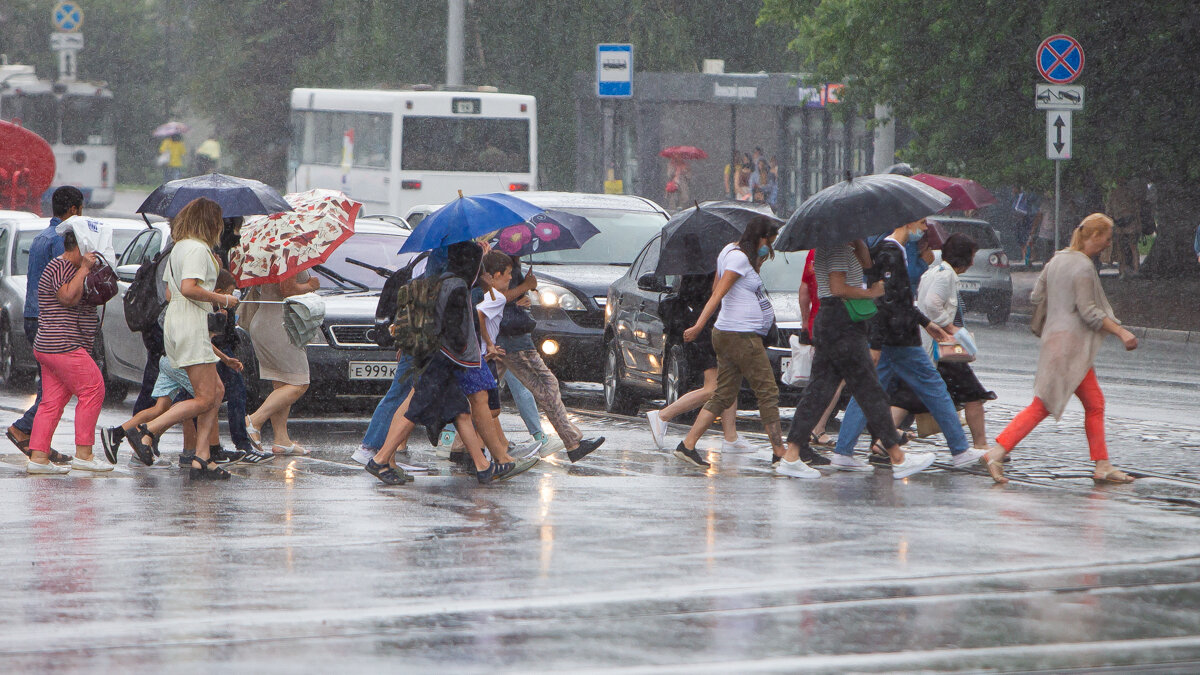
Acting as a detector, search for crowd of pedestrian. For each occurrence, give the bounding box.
[724,148,779,211]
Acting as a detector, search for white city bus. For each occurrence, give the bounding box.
[289,87,537,216]
[0,63,116,207]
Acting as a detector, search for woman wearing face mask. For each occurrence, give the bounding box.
[671,217,788,469]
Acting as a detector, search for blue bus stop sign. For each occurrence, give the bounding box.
[596,44,633,98]
[1037,34,1083,84]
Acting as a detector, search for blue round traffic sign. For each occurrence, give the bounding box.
[1037,34,1083,84]
[52,2,84,32]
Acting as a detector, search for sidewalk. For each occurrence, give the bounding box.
[1009,266,1200,343]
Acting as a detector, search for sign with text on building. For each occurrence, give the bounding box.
[1046,110,1072,160]
[596,44,633,98]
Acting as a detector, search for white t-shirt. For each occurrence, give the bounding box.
[476,287,507,351]
[713,243,774,336]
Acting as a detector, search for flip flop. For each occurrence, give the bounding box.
[810,432,835,448]
[272,443,309,456]
[244,416,265,452]
[1094,469,1135,484]
[984,456,1008,484]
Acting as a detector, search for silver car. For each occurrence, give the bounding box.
[928,216,1013,325]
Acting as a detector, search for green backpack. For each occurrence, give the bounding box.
[391,273,450,367]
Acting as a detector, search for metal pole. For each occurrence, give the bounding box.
[602,101,614,186]
[1054,160,1061,251]
[446,0,465,86]
[729,105,737,199]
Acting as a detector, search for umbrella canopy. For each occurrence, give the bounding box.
[400,192,543,253]
[911,173,997,212]
[487,210,600,257]
[655,201,783,276]
[137,173,292,219]
[152,121,190,138]
[230,188,361,288]
[659,145,708,160]
[776,174,952,251]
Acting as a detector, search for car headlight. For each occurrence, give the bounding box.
[533,284,586,311]
[307,327,328,346]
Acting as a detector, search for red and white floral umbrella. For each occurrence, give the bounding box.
[230,188,361,288]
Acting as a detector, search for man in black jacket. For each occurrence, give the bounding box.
[831,219,987,470]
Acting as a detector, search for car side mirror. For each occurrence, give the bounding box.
[116,264,139,283]
[637,273,669,293]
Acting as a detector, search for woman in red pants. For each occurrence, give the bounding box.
[985,213,1139,484]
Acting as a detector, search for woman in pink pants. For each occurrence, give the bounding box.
[27,229,109,474]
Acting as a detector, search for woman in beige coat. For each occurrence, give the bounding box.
[985,214,1138,484]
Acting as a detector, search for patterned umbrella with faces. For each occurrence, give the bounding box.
[230,188,362,288]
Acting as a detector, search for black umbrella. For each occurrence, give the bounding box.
[485,209,600,258]
[775,174,951,251]
[137,173,292,219]
[654,201,783,276]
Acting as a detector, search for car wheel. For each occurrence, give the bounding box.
[986,296,1011,325]
[603,340,640,416]
[0,319,13,388]
[663,344,697,423]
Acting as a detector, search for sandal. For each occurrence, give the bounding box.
[984,447,1008,484]
[810,431,835,448]
[366,459,411,485]
[189,456,231,480]
[272,442,309,456]
[1094,468,1135,484]
[6,428,71,464]
[244,416,264,452]
[127,424,158,467]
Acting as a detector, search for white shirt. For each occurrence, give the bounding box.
[476,287,507,352]
[713,243,774,336]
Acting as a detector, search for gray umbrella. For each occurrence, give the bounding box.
[239,293,326,348]
[775,173,951,251]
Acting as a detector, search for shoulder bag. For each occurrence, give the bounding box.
[844,297,878,322]
[81,253,119,306]
[1029,297,1047,337]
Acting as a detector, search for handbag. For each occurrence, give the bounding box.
[781,334,814,387]
[1030,297,1047,337]
[934,340,975,363]
[843,297,878,322]
[498,300,536,336]
[81,253,119,306]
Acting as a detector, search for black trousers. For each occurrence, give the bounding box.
[786,298,900,450]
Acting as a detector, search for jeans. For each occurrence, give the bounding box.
[31,348,104,452]
[217,344,251,449]
[835,344,969,457]
[361,356,414,451]
[133,327,165,415]
[504,369,543,436]
[12,318,41,434]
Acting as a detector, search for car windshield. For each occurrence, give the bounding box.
[526,208,667,266]
[317,231,413,290]
[932,220,1001,248]
[758,250,808,293]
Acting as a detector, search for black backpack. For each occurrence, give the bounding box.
[123,243,171,333]
[373,251,430,348]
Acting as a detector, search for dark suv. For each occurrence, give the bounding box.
[603,235,810,415]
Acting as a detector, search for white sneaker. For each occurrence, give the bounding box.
[951,447,987,468]
[351,447,375,465]
[645,410,667,449]
[893,451,936,479]
[776,458,821,479]
[720,436,755,453]
[128,454,172,468]
[27,461,70,475]
[70,456,114,472]
[516,439,543,459]
[539,435,565,457]
[830,454,874,472]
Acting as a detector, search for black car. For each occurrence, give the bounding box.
[513,192,670,382]
[603,235,810,415]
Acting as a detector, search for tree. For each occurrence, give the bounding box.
[760,0,1200,275]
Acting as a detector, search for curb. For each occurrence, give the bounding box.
[1008,312,1198,344]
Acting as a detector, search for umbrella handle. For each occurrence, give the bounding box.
[236,300,286,304]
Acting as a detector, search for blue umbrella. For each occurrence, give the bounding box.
[137,173,292,219]
[399,192,544,253]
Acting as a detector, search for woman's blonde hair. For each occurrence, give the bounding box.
[170,197,223,246]
[1069,213,1114,252]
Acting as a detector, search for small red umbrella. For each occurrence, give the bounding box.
[911,173,997,212]
[659,145,708,160]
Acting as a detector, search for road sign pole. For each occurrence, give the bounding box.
[1055,160,1062,251]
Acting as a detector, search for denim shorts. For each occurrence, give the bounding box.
[456,361,499,405]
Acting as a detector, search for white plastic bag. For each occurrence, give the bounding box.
[56,216,116,260]
[955,327,978,357]
[782,334,814,387]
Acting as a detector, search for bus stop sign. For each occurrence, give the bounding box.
[1037,34,1083,84]
[596,44,633,98]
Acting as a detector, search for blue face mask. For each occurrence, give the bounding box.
[758,244,770,257]
[909,228,924,243]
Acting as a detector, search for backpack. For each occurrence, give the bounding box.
[123,243,172,333]
[373,251,430,348]
[390,271,451,366]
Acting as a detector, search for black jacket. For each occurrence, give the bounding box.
[866,238,930,348]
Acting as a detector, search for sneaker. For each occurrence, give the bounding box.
[515,439,543,459]
[645,410,667,449]
[351,446,375,465]
[135,454,173,468]
[538,434,565,457]
[567,437,605,463]
[720,436,755,453]
[893,451,936,479]
[439,429,457,448]
[27,460,70,475]
[101,426,125,464]
[477,459,514,484]
[673,442,710,468]
[210,446,246,465]
[239,448,275,464]
[868,451,893,467]
[70,456,114,472]
[830,454,874,472]
[448,450,471,467]
[800,449,832,467]
[951,447,988,468]
[776,458,821,479]
[394,460,430,475]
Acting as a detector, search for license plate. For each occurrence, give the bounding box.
[959,280,981,292]
[349,362,396,380]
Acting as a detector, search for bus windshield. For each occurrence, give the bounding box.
[1,93,57,142]
[61,95,114,145]
[401,117,529,173]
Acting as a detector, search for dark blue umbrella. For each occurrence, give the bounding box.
[137,173,292,219]
[399,192,543,253]
[486,210,600,258]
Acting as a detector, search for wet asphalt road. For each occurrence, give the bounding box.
[3,323,1200,673]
